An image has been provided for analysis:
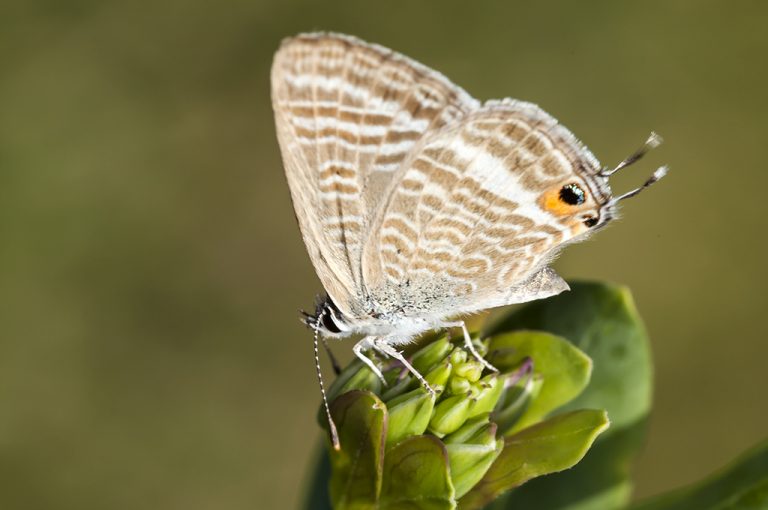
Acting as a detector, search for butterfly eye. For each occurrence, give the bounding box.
[559,183,586,206]
[320,307,342,333]
[583,217,598,228]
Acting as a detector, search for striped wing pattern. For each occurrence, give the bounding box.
[271,33,479,317]
[362,100,602,317]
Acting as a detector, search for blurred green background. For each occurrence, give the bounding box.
[2,1,767,508]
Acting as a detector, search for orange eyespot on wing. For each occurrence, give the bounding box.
[542,185,582,217]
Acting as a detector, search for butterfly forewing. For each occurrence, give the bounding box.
[271,33,479,317]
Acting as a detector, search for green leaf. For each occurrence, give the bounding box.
[459,410,609,510]
[487,281,652,509]
[487,331,592,433]
[631,440,768,510]
[328,391,387,510]
[380,435,456,510]
[487,281,651,429]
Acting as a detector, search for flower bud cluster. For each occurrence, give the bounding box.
[323,335,536,499]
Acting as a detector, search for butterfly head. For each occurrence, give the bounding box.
[303,296,353,338]
[542,132,666,236]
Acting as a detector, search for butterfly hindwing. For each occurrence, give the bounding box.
[362,100,603,317]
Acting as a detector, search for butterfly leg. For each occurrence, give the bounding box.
[373,339,435,397]
[444,321,499,373]
[352,337,387,385]
[320,336,342,375]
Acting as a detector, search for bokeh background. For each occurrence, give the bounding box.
[2,1,767,508]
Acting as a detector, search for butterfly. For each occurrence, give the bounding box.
[270,32,665,448]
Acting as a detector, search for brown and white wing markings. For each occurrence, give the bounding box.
[271,33,478,316]
[363,99,603,317]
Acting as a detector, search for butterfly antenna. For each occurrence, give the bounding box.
[612,165,669,204]
[601,132,663,177]
[313,312,341,450]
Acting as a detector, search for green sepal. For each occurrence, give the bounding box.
[328,391,387,509]
[380,435,456,510]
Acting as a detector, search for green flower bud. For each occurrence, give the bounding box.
[383,364,403,386]
[317,285,620,509]
[424,360,452,394]
[464,421,499,447]
[450,348,468,366]
[319,362,383,427]
[467,373,505,419]
[443,415,491,445]
[411,335,453,373]
[380,368,413,402]
[449,375,472,395]
[326,361,382,404]
[429,394,473,437]
[453,359,484,382]
[446,422,504,498]
[385,388,436,448]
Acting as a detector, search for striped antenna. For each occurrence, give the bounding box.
[601,132,663,177]
[612,165,669,204]
[312,311,340,450]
